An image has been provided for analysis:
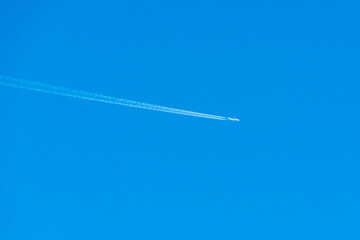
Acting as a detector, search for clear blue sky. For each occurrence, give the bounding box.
[1,0,359,239]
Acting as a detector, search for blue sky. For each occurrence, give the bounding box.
[1,0,359,239]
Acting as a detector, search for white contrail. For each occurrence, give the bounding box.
[0,75,239,121]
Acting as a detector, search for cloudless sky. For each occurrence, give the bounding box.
[1,0,359,239]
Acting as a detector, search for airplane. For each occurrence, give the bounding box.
[227,117,240,122]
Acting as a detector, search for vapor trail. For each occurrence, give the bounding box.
[0,75,239,121]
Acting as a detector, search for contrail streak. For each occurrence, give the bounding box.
[0,75,239,121]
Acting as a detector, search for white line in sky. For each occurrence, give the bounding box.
[0,75,239,121]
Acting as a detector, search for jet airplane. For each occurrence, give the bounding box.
[228,117,240,122]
